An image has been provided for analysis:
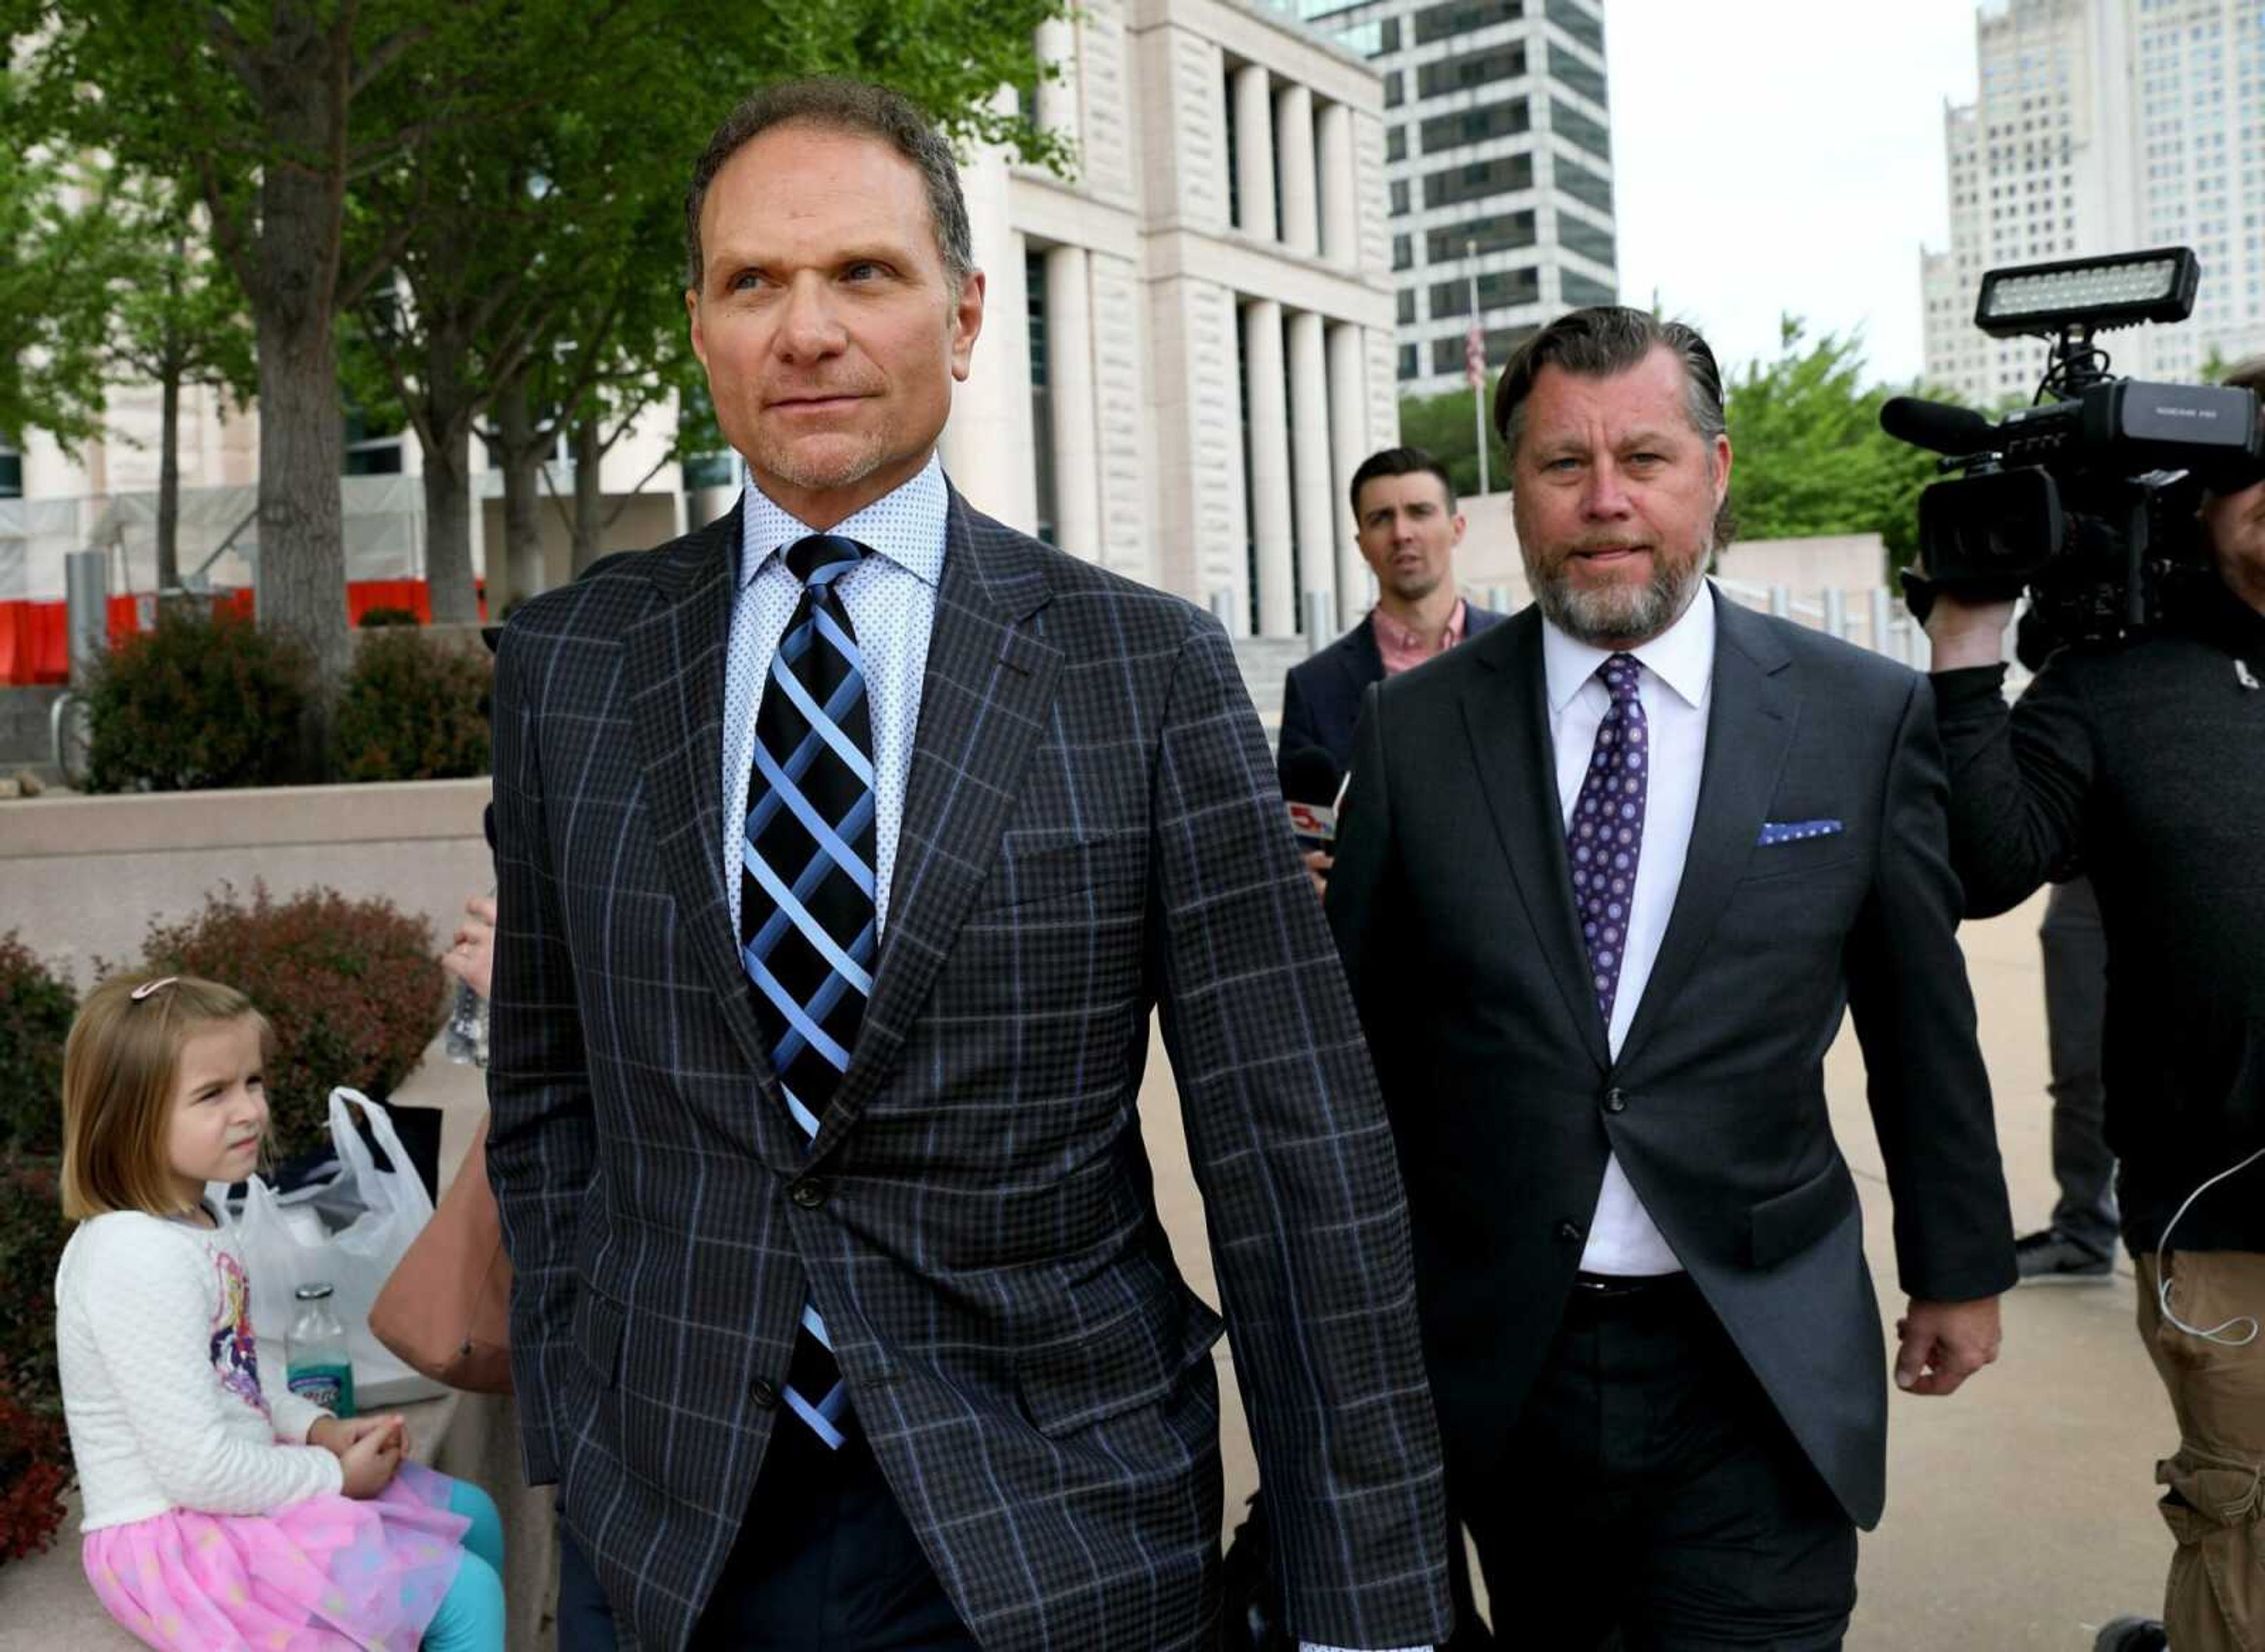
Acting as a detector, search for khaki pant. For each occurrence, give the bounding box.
[2135,1252,2265,1650]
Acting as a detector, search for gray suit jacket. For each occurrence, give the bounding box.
[487,490,1452,1652]
[1327,590,2015,1530]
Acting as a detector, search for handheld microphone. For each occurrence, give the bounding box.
[1879,396,1997,458]
[1280,745,1344,853]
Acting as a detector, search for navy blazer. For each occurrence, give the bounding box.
[1277,604,1508,792]
[487,492,1453,1652]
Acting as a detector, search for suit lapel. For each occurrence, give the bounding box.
[623,503,802,1168]
[1459,610,1613,1072]
[1616,592,1799,1069]
[806,490,1063,1162]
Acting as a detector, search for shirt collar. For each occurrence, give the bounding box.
[735,452,949,591]
[1370,597,1468,656]
[1541,578,1718,715]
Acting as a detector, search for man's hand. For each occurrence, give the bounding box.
[1894,1296,2002,1396]
[1922,591,2020,671]
[1302,849,1333,901]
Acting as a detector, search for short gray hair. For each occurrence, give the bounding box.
[684,78,974,294]
[1493,305,1735,545]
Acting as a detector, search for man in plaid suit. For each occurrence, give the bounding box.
[487,78,1452,1652]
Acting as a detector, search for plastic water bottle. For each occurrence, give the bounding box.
[443,979,488,1066]
[286,1282,356,1418]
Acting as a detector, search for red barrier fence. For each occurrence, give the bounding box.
[0,580,476,685]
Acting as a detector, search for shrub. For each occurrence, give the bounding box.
[333,628,491,782]
[83,605,314,793]
[140,884,443,1159]
[0,1386,68,1567]
[0,937,74,1157]
[0,1159,67,1421]
[356,606,421,628]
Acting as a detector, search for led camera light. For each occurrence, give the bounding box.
[1974,247,2198,338]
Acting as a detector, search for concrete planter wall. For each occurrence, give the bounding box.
[0,777,491,987]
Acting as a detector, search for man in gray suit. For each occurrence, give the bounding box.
[487,78,1450,1652]
[1327,307,2015,1647]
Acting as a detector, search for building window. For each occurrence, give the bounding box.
[1413,0,1523,48]
[1225,71,1242,228]
[1390,179,1411,217]
[1555,150,1613,215]
[1384,70,1404,110]
[1398,343,1420,381]
[1026,248,1057,547]
[1386,124,1407,163]
[1375,16,1401,54]
[1417,45,1527,100]
[1545,0,1603,54]
[0,438,20,499]
[1427,209,1538,262]
[1420,97,1531,155]
[343,406,404,476]
[1393,232,1413,271]
[1551,97,1610,161]
[1422,152,1536,209]
[1547,42,1608,108]
[1397,289,1417,325]
[1429,266,1540,317]
[1556,211,1616,269]
[1433,325,1536,376]
[1561,269,1616,307]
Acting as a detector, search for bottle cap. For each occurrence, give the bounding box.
[293,1283,334,1300]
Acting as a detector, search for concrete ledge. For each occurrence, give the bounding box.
[0,777,488,859]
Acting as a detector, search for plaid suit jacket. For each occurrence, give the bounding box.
[487,490,1452,1652]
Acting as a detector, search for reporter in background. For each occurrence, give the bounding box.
[1925,354,2265,1652]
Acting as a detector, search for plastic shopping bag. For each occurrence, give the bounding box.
[215,1088,444,1408]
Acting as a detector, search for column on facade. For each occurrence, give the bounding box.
[1286,309,1334,627]
[1275,83,1318,257]
[1043,242,1104,563]
[939,111,1038,533]
[1035,15,1082,149]
[1315,101,1357,268]
[1241,298,1295,635]
[1325,319,1370,628]
[1232,63,1278,242]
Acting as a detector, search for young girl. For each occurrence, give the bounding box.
[54,972,507,1651]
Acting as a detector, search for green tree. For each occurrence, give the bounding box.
[1397,383,1507,503]
[0,68,115,449]
[1724,316,1947,572]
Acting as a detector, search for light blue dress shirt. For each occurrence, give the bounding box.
[721,455,946,938]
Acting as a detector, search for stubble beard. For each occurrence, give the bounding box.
[1527,532,1712,647]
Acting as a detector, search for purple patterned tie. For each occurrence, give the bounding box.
[1568,653,1648,1027]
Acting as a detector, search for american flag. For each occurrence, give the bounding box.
[1464,322,1486,389]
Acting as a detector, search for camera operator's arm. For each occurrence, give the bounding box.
[1925,592,2098,918]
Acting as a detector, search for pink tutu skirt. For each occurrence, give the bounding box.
[83,1459,470,1651]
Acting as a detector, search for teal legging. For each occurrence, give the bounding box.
[422,1478,506,1651]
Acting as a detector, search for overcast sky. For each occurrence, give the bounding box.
[1605,0,1983,388]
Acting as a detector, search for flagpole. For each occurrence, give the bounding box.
[1466,238,1489,496]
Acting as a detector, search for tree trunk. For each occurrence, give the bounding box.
[570,410,603,576]
[494,376,545,615]
[418,323,481,623]
[248,11,353,774]
[155,354,182,595]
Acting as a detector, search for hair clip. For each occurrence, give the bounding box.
[130,977,180,1001]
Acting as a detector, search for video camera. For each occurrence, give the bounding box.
[1882,247,2265,644]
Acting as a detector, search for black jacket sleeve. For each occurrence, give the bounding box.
[1930,661,2097,918]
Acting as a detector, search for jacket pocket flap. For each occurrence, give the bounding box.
[1747,1159,1857,1269]
[1016,1291,1225,1437]
[572,1284,627,1384]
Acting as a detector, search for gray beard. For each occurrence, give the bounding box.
[1528,540,1711,647]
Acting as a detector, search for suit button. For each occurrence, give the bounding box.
[749,1378,780,1409]
[1555,1220,1584,1244]
[790,1176,829,1209]
[1603,1087,1627,1114]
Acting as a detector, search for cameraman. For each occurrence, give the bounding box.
[1924,354,2265,1652]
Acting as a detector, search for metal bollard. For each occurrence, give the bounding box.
[65,550,109,687]
[1821,588,1847,641]
[1207,589,1237,633]
[1767,584,1791,619]
[1304,590,1335,655]
[1869,588,1894,658]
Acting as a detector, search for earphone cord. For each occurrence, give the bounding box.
[2153,1145,2265,1347]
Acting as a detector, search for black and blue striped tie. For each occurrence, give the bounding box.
[740,533,876,1448]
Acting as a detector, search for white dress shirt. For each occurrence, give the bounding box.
[720,455,947,935]
[1541,582,1718,1276]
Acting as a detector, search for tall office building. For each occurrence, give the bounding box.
[1921,0,2265,406]
[1277,0,1616,399]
